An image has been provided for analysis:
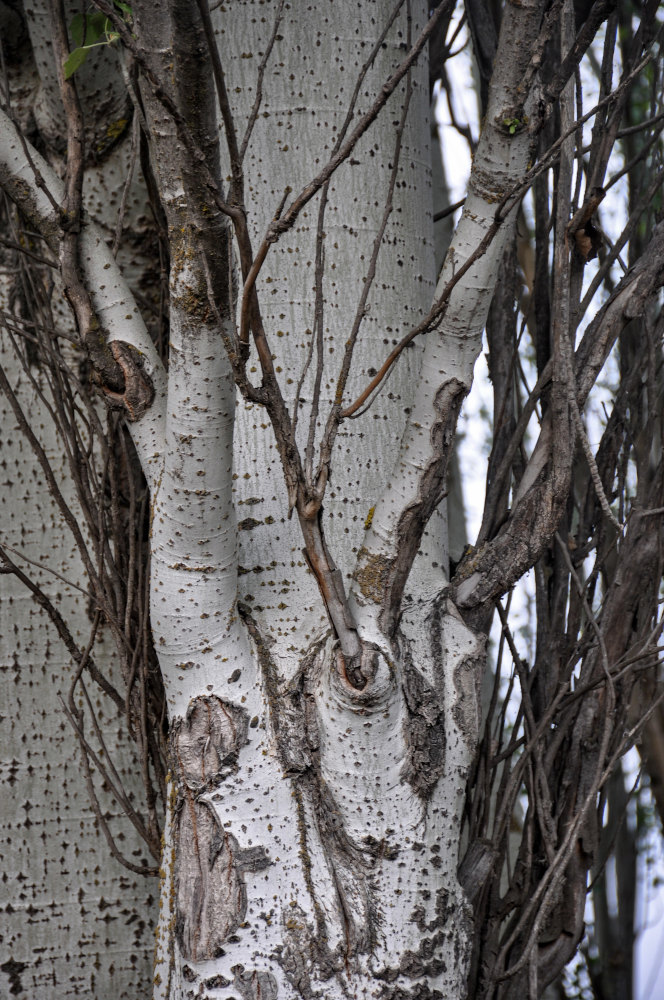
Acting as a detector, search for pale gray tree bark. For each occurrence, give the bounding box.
[1,1,663,999]
[0,5,161,995]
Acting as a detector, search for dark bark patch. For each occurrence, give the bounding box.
[379,378,466,633]
[312,781,376,955]
[181,964,197,982]
[238,517,262,531]
[252,625,326,777]
[457,838,499,907]
[231,965,279,999]
[175,799,246,962]
[398,597,463,797]
[375,889,464,994]
[204,973,230,987]
[236,844,271,873]
[375,934,447,985]
[1,958,27,996]
[106,340,155,422]
[401,659,446,798]
[172,697,268,963]
[276,901,318,997]
[378,986,445,1000]
[234,618,376,965]
[173,694,248,794]
[452,651,482,748]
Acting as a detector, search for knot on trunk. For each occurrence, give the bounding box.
[89,339,155,422]
[332,641,395,708]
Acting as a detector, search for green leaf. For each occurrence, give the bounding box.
[64,46,90,79]
[88,11,109,38]
[69,10,106,49]
[114,1,133,15]
[70,12,85,48]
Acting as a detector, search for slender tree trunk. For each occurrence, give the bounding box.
[142,3,484,996]
[0,6,160,993]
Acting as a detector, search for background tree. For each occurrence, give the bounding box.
[0,1,663,998]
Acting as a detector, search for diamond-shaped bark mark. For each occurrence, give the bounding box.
[1,958,28,996]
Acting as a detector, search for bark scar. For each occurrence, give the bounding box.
[103,340,155,421]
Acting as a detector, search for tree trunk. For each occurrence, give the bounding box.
[7,0,649,997]
[0,335,156,995]
[0,5,159,993]
[142,3,485,996]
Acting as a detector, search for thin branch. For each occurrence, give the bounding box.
[433,196,465,223]
[195,0,242,200]
[62,695,159,875]
[341,58,655,421]
[239,0,286,161]
[0,234,55,267]
[0,542,124,711]
[239,0,454,320]
[317,55,414,484]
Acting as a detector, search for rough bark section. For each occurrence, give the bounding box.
[173,694,249,795]
[171,695,271,964]
[400,651,446,798]
[247,623,378,962]
[237,613,352,983]
[354,379,466,635]
[106,340,155,421]
[174,799,246,962]
[398,594,486,798]
[384,378,466,631]
[231,967,279,1000]
[177,946,279,999]
[414,592,484,757]
[375,886,459,995]
[241,610,464,990]
[451,643,484,750]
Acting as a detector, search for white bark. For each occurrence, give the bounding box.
[0,336,156,996]
[352,0,546,635]
[0,111,167,490]
[135,3,483,996]
[0,23,164,991]
[0,2,538,997]
[22,0,128,153]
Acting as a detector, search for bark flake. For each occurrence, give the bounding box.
[174,798,245,962]
[400,654,446,798]
[231,965,279,1000]
[173,694,248,794]
[172,695,267,963]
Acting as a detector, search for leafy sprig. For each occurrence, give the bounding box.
[64,3,132,79]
